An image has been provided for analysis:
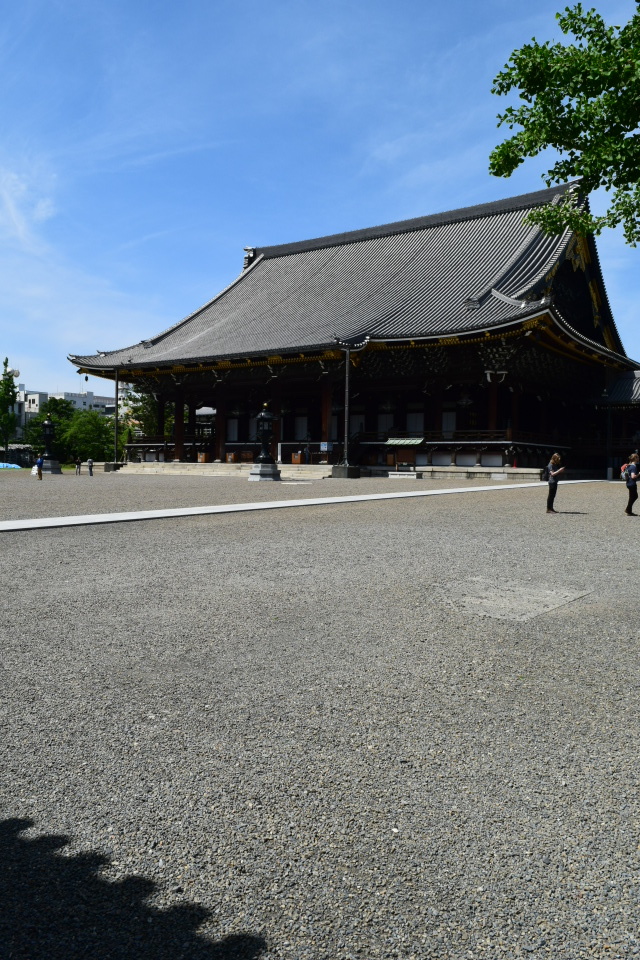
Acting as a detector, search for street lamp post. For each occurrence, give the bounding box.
[601,388,613,480]
[344,346,351,467]
[114,368,119,465]
[606,402,613,481]
[41,417,62,475]
[3,366,19,451]
[332,334,369,478]
[248,403,281,481]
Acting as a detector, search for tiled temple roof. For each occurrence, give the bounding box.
[605,370,640,405]
[69,183,630,372]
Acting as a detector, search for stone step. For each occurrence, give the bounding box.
[121,462,332,479]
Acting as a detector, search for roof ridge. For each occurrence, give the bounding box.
[552,305,636,367]
[470,189,580,304]
[254,182,581,259]
[118,254,267,355]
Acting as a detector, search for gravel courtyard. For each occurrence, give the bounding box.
[1,472,638,960]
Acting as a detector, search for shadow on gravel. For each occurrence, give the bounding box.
[0,818,267,960]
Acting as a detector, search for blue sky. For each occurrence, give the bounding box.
[1,0,637,394]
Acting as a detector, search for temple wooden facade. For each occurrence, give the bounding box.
[70,183,639,472]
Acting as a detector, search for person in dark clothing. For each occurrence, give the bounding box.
[625,453,639,515]
[546,452,565,513]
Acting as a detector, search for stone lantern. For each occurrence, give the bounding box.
[248,403,281,481]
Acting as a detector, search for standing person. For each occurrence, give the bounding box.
[546,452,565,513]
[35,454,43,480]
[87,457,94,477]
[74,457,82,475]
[625,453,639,516]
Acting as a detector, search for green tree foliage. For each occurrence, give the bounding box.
[25,403,115,462]
[23,398,76,457]
[0,358,19,454]
[63,410,114,461]
[490,4,640,244]
[123,388,173,437]
[40,397,76,421]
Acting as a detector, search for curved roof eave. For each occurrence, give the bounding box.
[550,307,638,369]
[69,183,631,376]
[584,232,625,356]
[369,306,636,369]
[70,303,636,376]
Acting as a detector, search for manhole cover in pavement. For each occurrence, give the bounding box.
[438,577,591,622]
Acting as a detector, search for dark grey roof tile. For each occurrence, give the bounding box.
[606,371,640,404]
[69,183,630,371]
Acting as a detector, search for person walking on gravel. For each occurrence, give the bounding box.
[625,453,639,516]
[87,457,94,477]
[75,457,81,475]
[35,454,43,480]
[546,452,565,513]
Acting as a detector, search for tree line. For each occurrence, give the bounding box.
[1,360,174,463]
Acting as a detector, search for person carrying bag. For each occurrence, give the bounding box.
[546,452,565,514]
[625,453,639,516]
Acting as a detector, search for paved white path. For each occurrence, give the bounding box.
[0,479,603,532]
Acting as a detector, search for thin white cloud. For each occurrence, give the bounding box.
[0,163,56,250]
[32,197,56,222]
[114,229,175,254]
[0,170,32,244]
[0,233,173,391]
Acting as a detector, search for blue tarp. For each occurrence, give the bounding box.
[0,462,21,469]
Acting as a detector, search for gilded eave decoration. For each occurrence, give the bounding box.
[76,311,627,384]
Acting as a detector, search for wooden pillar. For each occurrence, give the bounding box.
[506,389,519,441]
[187,402,198,461]
[539,398,547,440]
[488,383,498,432]
[173,390,184,461]
[272,393,282,460]
[157,396,165,438]
[397,394,407,435]
[510,391,519,433]
[434,390,443,434]
[214,399,226,461]
[188,402,197,435]
[321,379,331,443]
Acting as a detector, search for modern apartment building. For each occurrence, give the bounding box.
[12,387,115,438]
[48,391,114,414]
